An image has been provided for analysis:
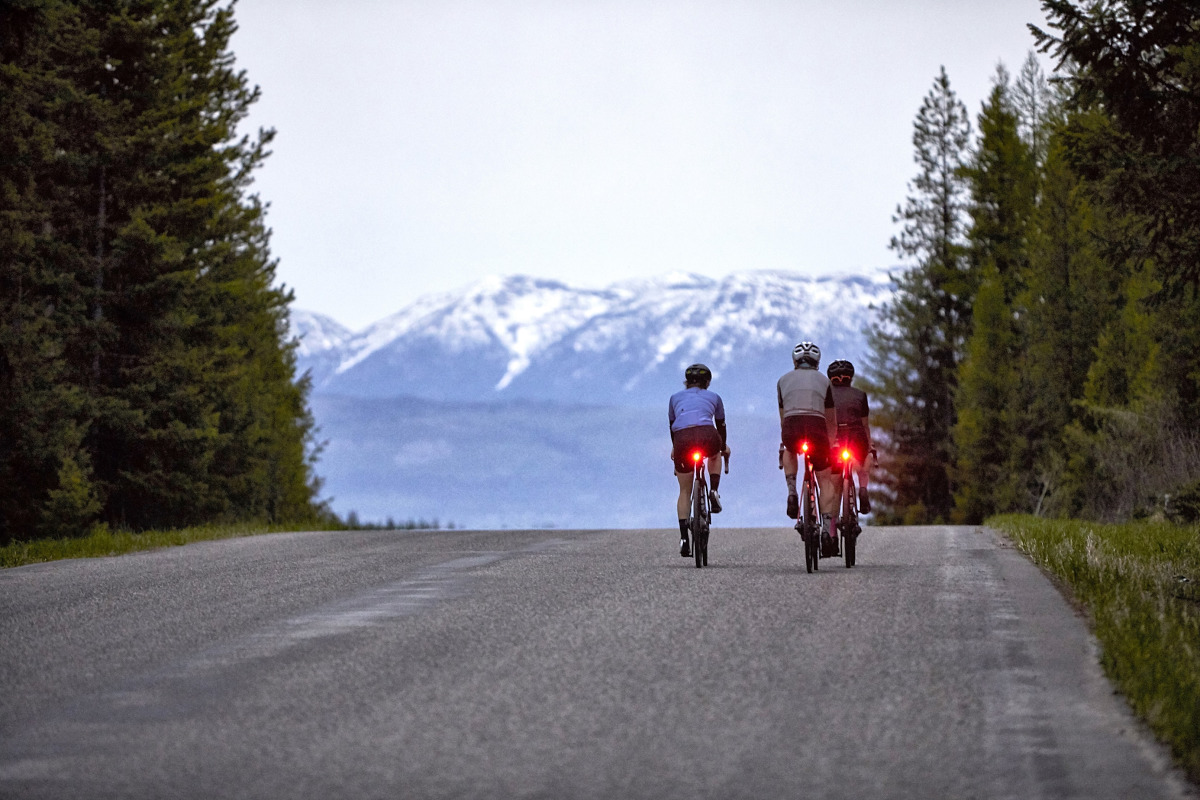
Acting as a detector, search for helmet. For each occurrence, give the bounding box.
[827,359,855,385]
[684,363,712,387]
[792,341,820,367]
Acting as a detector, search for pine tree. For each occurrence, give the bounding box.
[866,67,972,523]
[1013,52,1053,167]
[0,1,103,542]
[1033,0,1200,297]
[953,66,1039,521]
[1019,124,1113,514]
[953,270,1015,522]
[1,0,321,541]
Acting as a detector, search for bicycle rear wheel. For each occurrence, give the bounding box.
[842,476,857,568]
[802,477,818,572]
[692,473,708,568]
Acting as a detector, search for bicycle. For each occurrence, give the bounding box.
[685,447,728,568]
[835,446,860,568]
[792,440,823,574]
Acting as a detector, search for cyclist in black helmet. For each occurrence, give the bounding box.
[669,363,729,558]
[826,358,873,524]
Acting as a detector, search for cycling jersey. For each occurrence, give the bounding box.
[832,384,870,461]
[777,366,835,418]
[832,385,869,432]
[668,387,726,432]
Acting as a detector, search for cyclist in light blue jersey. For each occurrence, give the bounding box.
[668,364,730,557]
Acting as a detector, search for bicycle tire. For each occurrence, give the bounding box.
[802,476,819,572]
[842,473,856,568]
[692,471,707,569]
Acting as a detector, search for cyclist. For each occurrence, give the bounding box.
[827,359,873,521]
[669,363,729,558]
[777,342,838,549]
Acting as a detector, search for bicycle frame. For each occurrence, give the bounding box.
[794,440,822,573]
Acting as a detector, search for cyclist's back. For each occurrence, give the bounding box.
[776,342,837,521]
[777,367,834,421]
[669,386,724,434]
[668,364,729,558]
[832,383,868,443]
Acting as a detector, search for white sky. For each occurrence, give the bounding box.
[230,0,1054,330]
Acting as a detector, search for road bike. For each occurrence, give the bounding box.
[835,446,860,568]
[685,447,728,569]
[793,440,823,574]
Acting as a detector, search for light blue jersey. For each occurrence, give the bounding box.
[668,387,726,432]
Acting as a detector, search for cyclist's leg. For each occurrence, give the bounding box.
[858,448,872,511]
[674,467,692,555]
[704,453,723,513]
[781,448,799,518]
[826,461,844,528]
[675,469,691,519]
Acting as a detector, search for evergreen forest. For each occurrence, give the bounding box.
[0,0,323,545]
[6,0,1200,544]
[869,0,1200,524]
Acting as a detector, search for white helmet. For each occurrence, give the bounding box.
[792,341,820,367]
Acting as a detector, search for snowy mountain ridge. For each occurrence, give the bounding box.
[291,269,894,411]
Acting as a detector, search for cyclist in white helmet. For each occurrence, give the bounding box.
[777,342,838,547]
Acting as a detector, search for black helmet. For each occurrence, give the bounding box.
[684,363,712,387]
[827,359,855,385]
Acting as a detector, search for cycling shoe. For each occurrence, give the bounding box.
[680,537,691,557]
[786,492,799,519]
[709,491,722,514]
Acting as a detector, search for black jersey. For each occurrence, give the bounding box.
[832,385,869,434]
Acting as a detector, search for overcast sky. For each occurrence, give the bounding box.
[230,1,1055,330]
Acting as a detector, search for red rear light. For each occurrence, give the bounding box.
[841,449,852,462]
[692,451,702,463]
[800,441,809,453]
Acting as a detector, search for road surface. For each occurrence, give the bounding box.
[0,525,1193,799]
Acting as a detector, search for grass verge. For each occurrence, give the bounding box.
[0,521,341,569]
[991,514,1200,783]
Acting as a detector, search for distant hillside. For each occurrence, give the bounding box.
[292,270,891,413]
[294,270,894,527]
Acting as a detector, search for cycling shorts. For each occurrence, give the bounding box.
[781,414,831,471]
[835,428,870,464]
[672,425,723,474]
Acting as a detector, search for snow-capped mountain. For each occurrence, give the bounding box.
[291,270,892,413]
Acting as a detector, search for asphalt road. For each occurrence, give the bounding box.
[0,525,1194,800]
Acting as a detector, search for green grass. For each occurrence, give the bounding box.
[991,514,1200,782]
[0,521,341,569]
